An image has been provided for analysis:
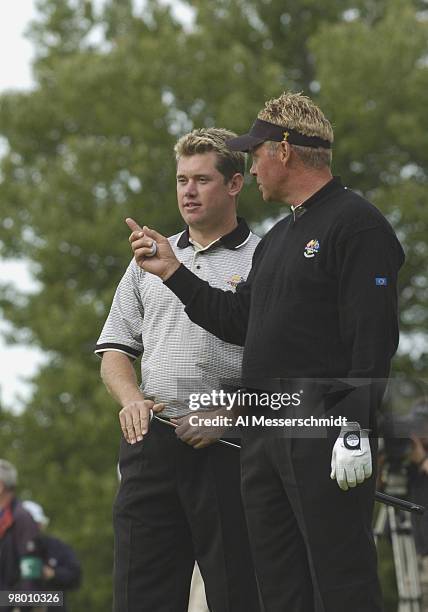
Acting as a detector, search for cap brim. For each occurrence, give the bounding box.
[226,134,266,153]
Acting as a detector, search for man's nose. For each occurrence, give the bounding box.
[185,180,197,196]
[249,162,256,176]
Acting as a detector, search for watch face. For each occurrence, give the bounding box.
[344,432,360,449]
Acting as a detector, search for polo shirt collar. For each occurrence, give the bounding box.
[176,217,251,250]
[291,176,343,219]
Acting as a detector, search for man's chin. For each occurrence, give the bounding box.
[181,211,204,225]
[260,190,280,203]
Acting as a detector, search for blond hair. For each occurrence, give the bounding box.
[259,92,334,169]
[174,128,245,181]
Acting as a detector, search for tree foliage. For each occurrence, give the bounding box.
[0,0,426,608]
[310,0,428,375]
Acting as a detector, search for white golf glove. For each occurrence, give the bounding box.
[330,422,372,491]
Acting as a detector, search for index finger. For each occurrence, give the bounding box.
[126,217,143,232]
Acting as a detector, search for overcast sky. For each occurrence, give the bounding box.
[0,1,43,410]
[0,1,36,91]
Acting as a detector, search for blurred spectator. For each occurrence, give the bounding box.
[22,501,81,612]
[0,459,41,611]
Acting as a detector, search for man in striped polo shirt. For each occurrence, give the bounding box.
[95,128,260,612]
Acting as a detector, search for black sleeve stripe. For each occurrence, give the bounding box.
[94,343,142,359]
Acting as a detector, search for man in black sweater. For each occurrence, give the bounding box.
[127,92,405,612]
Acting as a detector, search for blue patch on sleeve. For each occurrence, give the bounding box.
[375,277,388,286]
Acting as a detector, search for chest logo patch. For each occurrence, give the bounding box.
[227,274,244,289]
[303,239,320,258]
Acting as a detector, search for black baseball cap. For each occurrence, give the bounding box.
[226,118,332,152]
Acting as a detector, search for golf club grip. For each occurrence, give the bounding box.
[375,491,425,515]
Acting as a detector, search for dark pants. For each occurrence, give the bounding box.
[113,418,260,612]
[240,434,383,612]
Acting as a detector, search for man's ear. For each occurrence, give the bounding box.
[279,140,292,165]
[228,173,245,197]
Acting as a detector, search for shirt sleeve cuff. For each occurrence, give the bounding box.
[94,343,141,359]
[163,264,205,305]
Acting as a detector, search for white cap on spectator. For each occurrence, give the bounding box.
[22,500,50,526]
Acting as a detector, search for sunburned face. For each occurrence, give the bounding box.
[249,142,286,202]
[176,152,236,230]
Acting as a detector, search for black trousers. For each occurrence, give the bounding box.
[240,434,383,612]
[113,418,260,612]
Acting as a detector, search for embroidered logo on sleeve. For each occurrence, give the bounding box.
[303,239,320,259]
[375,277,388,286]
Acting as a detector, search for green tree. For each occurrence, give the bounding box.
[310,0,428,377]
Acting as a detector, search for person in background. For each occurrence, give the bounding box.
[0,459,41,611]
[21,501,81,612]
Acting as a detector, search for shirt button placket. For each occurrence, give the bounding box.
[195,255,202,277]
[192,251,203,276]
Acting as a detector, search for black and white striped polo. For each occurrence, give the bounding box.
[95,218,260,418]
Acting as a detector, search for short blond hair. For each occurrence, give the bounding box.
[174,128,245,181]
[259,92,333,168]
